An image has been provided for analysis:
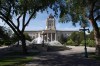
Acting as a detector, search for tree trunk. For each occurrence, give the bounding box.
[88,0,100,56]
[21,35,27,54]
[94,31,100,56]
[90,19,100,56]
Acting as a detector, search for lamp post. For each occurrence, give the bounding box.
[79,23,90,58]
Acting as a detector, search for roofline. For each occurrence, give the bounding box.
[56,30,79,32]
[25,30,43,32]
[25,30,79,32]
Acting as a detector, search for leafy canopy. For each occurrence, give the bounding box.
[59,0,100,26]
[0,0,61,36]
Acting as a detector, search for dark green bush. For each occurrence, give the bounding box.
[4,42,11,46]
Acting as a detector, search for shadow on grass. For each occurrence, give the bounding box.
[0,51,40,66]
[28,52,100,66]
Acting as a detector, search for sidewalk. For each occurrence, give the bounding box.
[0,46,13,57]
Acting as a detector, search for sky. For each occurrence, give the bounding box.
[25,11,82,31]
[0,8,99,32]
[24,9,94,31]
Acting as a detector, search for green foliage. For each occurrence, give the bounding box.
[87,40,95,47]
[67,31,96,47]
[0,26,10,40]
[10,33,19,43]
[59,34,67,44]
[67,31,85,46]
[80,39,95,47]
[24,33,32,41]
[10,33,32,44]
[59,0,100,25]
[0,26,13,46]
[66,39,75,46]
[0,0,59,20]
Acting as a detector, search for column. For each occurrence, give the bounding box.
[35,33,37,38]
[51,33,52,41]
[45,33,47,42]
[55,33,56,41]
[42,33,43,40]
[47,33,48,42]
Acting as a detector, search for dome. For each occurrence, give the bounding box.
[49,14,54,18]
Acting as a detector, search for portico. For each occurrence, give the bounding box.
[40,30,56,42]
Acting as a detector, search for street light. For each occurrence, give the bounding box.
[79,23,90,58]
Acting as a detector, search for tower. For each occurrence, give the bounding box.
[45,14,56,30]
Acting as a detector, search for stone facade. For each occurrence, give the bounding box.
[25,14,78,42]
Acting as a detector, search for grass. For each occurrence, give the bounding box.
[0,51,40,66]
[88,52,100,61]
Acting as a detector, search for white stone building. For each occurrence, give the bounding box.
[25,14,78,42]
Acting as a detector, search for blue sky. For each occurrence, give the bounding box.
[0,9,99,31]
[25,9,94,31]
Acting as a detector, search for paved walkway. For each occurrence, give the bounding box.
[25,46,100,66]
[0,46,13,57]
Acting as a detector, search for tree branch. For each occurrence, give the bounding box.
[89,0,97,20]
[22,11,26,32]
[0,1,21,34]
[95,15,100,21]
[22,10,37,32]
[0,11,22,36]
[0,16,20,38]
[17,15,22,29]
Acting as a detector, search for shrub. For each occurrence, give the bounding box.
[80,40,85,46]
[66,39,75,46]
[87,40,95,47]
[80,39,95,47]
[4,42,11,46]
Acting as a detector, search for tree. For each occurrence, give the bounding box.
[88,28,100,40]
[24,33,32,41]
[68,32,79,45]
[68,32,85,46]
[0,26,12,46]
[0,0,59,54]
[59,0,100,55]
[0,26,11,40]
[67,39,75,45]
[59,34,67,44]
[88,31,94,40]
[11,33,19,43]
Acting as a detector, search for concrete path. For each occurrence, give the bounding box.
[0,46,13,57]
[25,46,100,66]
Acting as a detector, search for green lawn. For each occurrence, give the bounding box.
[0,51,39,66]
